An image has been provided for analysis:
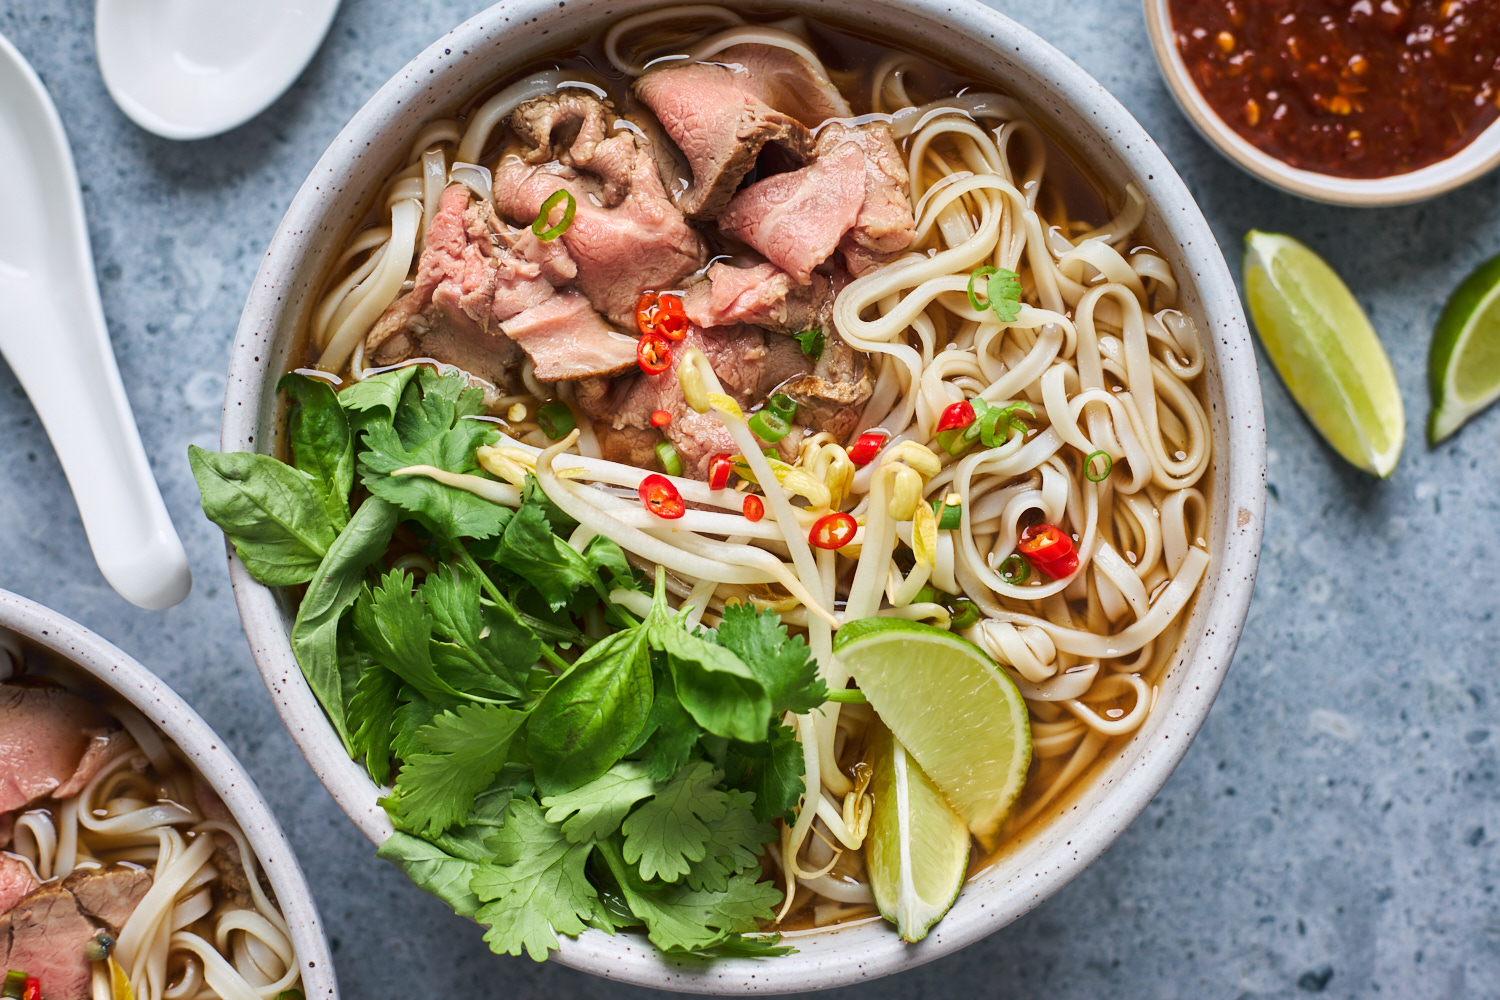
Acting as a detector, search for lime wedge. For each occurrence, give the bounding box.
[1429,252,1500,443]
[865,722,970,942]
[1242,230,1404,477]
[834,617,1031,847]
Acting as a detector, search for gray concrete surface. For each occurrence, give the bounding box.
[1,1,1496,997]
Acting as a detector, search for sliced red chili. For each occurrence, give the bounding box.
[848,430,887,467]
[655,294,689,340]
[638,473,685,519]
[936,400,976,433]
[636,292,660,336]
[1017,523,1079,579]
[22,978,41,1000]
[742,494,765,522]
[637,332,672,375]
[809,511,858,550]
[650,409,672,428]
[708,453,734,490]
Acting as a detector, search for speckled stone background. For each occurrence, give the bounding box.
[1,0,1496,997]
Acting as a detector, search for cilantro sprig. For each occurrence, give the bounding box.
[191,366,824,960]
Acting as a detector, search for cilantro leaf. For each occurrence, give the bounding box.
[358,369,507,541]
[720,724,807,823]
[986,267,1022,323]
[598,838,781,953]
[472,797,601,961]
[279,372,353,531]
[421,563,538,701]
[338,365,419,423]
[377,832,483,918]
[383,702,525,836]
[584,535,637,590]
[682,789,775,892]
[793,327,825,360]
[715,603,827,716]
[620,761,728,882]
[541,760,655,843]
[348,664,400,785]
[352,570,466,702]
[527,623,653,796]
[390,687,459,760]
[426,770,529,863]
[188,445,337,586]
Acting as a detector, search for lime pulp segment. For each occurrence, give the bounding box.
[1429,251,1500,443]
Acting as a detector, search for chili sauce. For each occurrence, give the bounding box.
[1168,0,1500,178]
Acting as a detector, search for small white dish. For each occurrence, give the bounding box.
[0,588,338,999]
[0,32,192,610]
[95,0,341,141]
[1142,0,1500,206]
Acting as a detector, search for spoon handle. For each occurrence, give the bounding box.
[0,292,193,610]
[0,33,191,610]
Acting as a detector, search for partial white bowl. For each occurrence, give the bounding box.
[1142,0,1500,206]
[94,0,341,141]
[221,0,1267,990]
[0,590,338,1000]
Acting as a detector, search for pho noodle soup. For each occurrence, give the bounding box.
[0,636,303,1000]
[198,4,1210,956]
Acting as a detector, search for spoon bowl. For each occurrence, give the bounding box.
[95,0,341,141]
[0,32,192,609]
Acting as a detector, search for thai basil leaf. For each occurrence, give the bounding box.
[188,445,337,586]
[279,372,353,531]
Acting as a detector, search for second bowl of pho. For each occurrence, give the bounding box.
[210,0,1266,989]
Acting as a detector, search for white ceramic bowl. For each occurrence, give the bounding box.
[0,590,337,999]
[1142,0,1500,206]
[221,0,1267,990]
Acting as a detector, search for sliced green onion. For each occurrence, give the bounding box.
[535,401,575,440]
[277,992,307,1000]
[949,599,981,630]
[935,427,974,456]
[931,497,962,530]
[3,973,25,1000]
[913,584,939,606]
[977,405,1007,446]
[748,410,790,443]
[655,441,683,477]
[767,393,798,421]
[967,266,999,311]
[825,687,868,704]
[1085,450,1113,482]
[999,553,1031,585]
[531,189,577,241]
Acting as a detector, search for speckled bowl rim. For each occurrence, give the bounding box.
[221,0,1267,991]
[1142,0,1500,206]
[0,590,337,999]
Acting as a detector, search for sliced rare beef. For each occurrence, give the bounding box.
[0,885,100,1000]
[367,182,636,386]
[682,262,831,336]
[814,121,916,274]
[633,60,813,220]
[718,141,867,284]
[62,864,152,934]
[0,866,151,1000]
[500,291,641,381]
[52,730,131,801]
[0,686,110,813]
[496,93,705,327]
[0,852,38,913]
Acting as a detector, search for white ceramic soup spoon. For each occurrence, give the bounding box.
[0,33,192,610]
[95,0,341,141]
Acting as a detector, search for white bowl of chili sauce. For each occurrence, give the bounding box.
[1144,0,1500,206]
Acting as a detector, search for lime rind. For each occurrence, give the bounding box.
[1243,230,1404,477]
[866,725,969,943]
[1428,251,1500,444]
[833,618,1032,848]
